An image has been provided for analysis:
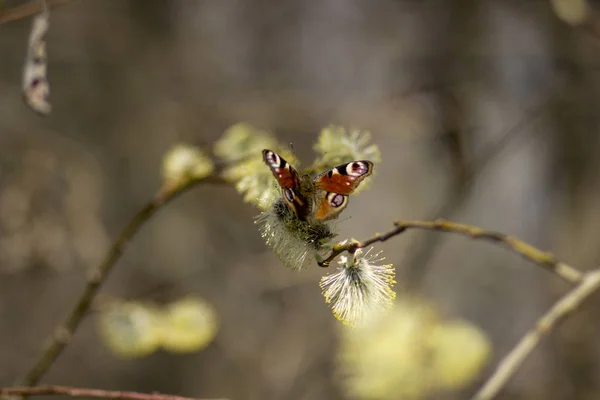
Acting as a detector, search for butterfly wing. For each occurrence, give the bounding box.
[314,160,373,221]
[263,149,309,219]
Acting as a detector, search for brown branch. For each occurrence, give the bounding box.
[18,174,228,388]
[318,219,583,285]
[1,385,226,400]
[472,268,600,400]
[0,0,72,25]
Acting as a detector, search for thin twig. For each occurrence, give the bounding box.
[0,0,71,24]
[318,219,583,285]
[0,385,226,400]
[18,174,228,388]
[472,268,600,400]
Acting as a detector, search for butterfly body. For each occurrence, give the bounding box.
[275,173,320,223]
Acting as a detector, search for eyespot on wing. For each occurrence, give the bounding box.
[315,160,373,195]
[329,193,346,208]
[262,149,300,189]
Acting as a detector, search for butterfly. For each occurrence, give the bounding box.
[262,149,373,224]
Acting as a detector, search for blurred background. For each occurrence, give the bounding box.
[2,0,600,399]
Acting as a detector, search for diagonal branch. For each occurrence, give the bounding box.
[18,174,228,388]
[472,268,600,400]
[0,385,226,400]
[318,219,583,285]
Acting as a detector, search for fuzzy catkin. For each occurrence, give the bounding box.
[320,252,396,325]
[256,198,335,270]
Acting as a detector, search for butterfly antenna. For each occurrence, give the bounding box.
[330,215,352,230]
[339,215,352,223]
[310,150,329,175]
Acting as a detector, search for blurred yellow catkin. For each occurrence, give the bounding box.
[213,122,276,162]
[215,122,298,210]
[97,297,218,359]
[98,301,164,359]
[337,296,491,400]
[160,297,218,353]
[550,0,589,25]
[161,143,214,186]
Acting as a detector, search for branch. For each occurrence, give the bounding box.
[472,268,600,400]
[0,385,226,400]
[318,219,583,285]
[18,174,228,388]
[0,0,72,25]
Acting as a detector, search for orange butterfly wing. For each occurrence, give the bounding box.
[313,161,373,221]
[263,149,310,219]
[315,161,374,194]
[263,149,300,189]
